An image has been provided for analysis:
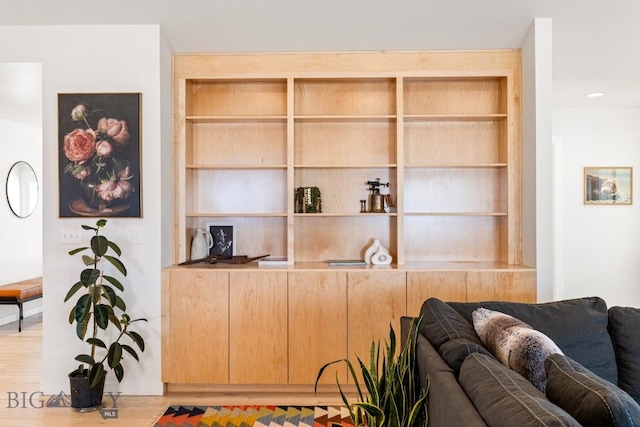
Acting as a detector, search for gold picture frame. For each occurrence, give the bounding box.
[584,167,632,205]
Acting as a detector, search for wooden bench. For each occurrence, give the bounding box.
[0,277,43,332]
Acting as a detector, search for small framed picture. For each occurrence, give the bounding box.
[584,167,632,205]
[206,223,235,257]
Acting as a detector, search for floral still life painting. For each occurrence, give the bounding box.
[58,93,141,217]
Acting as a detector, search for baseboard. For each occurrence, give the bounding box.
[40,380,164,396]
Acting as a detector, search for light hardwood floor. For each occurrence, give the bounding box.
[0,313,346,427]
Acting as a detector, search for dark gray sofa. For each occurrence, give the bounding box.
[402,296,640,427]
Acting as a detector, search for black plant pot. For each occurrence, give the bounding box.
[68,369,106,412]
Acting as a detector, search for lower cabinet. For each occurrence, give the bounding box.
[347,271,406,383]
[288,271,347,385]
[229,271,288,384]
[161,269,229,384]
[161,266,536,386]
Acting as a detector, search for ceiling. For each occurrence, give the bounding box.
[1,0,639,127]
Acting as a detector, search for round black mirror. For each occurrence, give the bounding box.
[6,161,38,218]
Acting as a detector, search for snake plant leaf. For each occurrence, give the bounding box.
[104,255,127,276]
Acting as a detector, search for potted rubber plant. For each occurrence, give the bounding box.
[315,318,429,427]
[64,219,146,411]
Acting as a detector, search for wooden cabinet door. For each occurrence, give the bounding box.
[161,270,229,383]
[406,271,467,316]
[288,271,347,385]
[229,271,288,384]
[347,271,406,383]
[466,271,537,303]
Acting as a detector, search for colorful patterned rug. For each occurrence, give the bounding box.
[153,405,355,427]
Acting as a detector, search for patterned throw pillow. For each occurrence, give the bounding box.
[472,307,563,392]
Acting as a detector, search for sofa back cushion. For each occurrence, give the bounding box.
[419,297,484,350]
[459,353,580,427]
[608,306,640,403]
[448,297,618,384]
[545,353,640,427]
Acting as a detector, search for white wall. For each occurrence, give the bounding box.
[0,63,43,323]
[553,108,640,307]
[0,25,171,395]
[521,18,554,302]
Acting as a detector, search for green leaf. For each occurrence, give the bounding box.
[114,363,124,383]
[102,285,117,306]
[80,268,100,286]
[91,235,109,257]
[64,281,84,302]
[68,306,75,324]
[104,255,127,276]
[103,275,124,292]
[109,313,123,330]
[87,338,106,349]
[121,344,139,361]
[95,304,111,329]
[68,247,89,256]
[82,224,97,231]
[108,342,123,368]
[107,241,122,257]
[82,255,96,266]
[88,285,101,304]
[114,296,126,312]
[126,330,145,351]
[96,219,107,228]
[75,354,96,366]
[76,312,91,340]
[89,363,105,388]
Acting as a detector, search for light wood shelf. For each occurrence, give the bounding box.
[165,50,535,389]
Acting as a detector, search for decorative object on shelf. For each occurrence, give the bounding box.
[371,246,393,265]
[178,254,270,266]
[205,223,235,256]
[64,219,146,411]
[584,167,632,205]
[295,187,322,213]
[328,259,367,266]
[360,199,367,213]
[366,178,389,213]
[190,228,213,260]
[363,239,382,265]
[58,93,142,218]
[315,319,428,427]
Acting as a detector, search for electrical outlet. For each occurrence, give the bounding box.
[61,229,82,244]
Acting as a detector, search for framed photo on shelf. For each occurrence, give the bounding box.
[584,167,632,205]
[206,223,235,257]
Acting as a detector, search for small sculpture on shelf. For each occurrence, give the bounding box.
[364,239,392,265]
